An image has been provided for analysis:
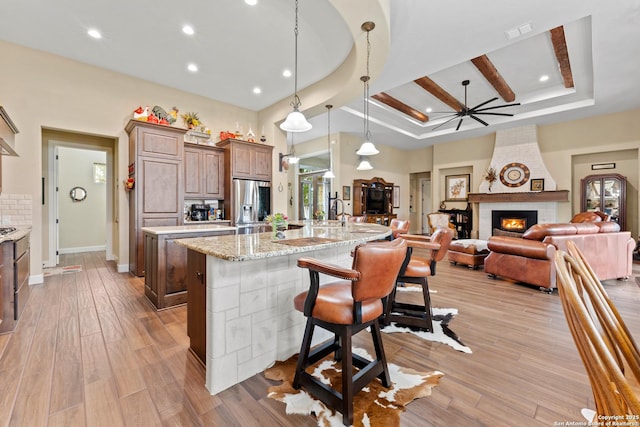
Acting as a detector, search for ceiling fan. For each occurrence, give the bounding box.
[432,80,520,131]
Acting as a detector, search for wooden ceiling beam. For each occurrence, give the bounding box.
[550,26,574,88]
[470,55,516,102]
[371,93,429,123]
[414,76,463,111]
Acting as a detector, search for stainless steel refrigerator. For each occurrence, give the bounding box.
[232,179,271,225]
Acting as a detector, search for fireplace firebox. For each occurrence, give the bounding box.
[491,210,538,236]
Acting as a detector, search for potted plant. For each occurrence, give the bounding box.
[266,213,288,239]
[181,111,201,129]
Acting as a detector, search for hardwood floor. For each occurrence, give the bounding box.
[0,251,638,426]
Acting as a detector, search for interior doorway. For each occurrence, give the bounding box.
[298,172,329,220]
[421,178,432,234]
[42,131,115,268]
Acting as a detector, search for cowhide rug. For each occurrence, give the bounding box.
[382,307,472,354]
[264,347,443,427]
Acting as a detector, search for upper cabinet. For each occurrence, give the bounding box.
[0,106,19,157]
[184,143,225,199]
[581,173,627,230]
[217,138,273,181]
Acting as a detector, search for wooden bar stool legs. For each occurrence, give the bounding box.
[292,239,407,426]
[383,228,454,333]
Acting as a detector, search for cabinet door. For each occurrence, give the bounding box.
[184,147,203,198]
[253,146,272,181]
[203,150,224,198]
[136,126,182,159]
[231,144,253,178]
[187,250,207,365]
[141,158,182,215]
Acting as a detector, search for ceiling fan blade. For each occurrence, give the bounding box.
[469,97,498,111]
[470,115,489,126]
[474,102,520,113]
[455,118,464,130]
[472,112,515,117]
[431,114,460,131]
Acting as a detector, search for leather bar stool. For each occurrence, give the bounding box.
[383,227,454,332]
[389,218,410,239]
[293,238,407,426]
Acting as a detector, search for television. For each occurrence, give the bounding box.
[366,187,387,214]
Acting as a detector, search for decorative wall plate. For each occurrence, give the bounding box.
[499,162,530,187]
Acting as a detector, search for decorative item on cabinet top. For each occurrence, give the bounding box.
[132,105,179,126]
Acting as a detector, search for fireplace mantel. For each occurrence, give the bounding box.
[468,190,569,203]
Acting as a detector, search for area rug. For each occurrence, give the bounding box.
[382,308,472,354]
[43,265,82,277]
[264,347,443,427]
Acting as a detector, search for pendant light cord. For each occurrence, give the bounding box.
[363,27,372,141]
[291,0,301,110]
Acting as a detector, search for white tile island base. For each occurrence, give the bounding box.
[176,222,391,395]
[206,245,352,394]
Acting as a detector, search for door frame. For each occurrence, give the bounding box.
[45,140,113,267]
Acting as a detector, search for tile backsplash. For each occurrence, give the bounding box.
[0,193,33,226]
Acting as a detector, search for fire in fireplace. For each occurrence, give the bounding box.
[492,210,538,235]
[501,217,527,232]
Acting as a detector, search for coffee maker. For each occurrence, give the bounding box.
[190,203,210,221]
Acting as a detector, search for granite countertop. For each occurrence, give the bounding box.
[175,222,391,261]
[0,227,31,244]
[142,224,237,235]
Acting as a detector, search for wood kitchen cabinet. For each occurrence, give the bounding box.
[216,138,273,181]
[184,143,225,200]
[143,227,234,310]
[0,232,30,334]
[187,249,207,365]
[126,120,187,276]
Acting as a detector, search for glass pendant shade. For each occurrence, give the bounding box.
[287,155,300,164]
[322,170,335,179]
[356,141,379,156]
[357,158,373,170]
[280,109,312,132]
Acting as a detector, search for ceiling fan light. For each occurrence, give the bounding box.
[357,158,373,171]
[356,141,379,156]
[280,109,312,132]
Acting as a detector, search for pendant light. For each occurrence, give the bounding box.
[280,0,312,133]
[357,156,373,171]
[322,105,335,179]
[356,22,379,156]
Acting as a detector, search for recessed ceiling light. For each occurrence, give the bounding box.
[539,75,549,82]
[87,29,102,39]
[253,87,262,94]
[245,0,258,5]
[425,107,433,113]
[187,63,198,72]
[182,25,195,35]
[282,69,292,78]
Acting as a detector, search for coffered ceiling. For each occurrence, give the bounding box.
[0,1,638,150]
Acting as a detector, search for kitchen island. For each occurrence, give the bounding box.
[142,223,236,309]
[176,221,391,395]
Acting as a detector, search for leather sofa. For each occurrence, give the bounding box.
[484,221,635,290]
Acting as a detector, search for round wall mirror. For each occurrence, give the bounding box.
[70,186,87,202]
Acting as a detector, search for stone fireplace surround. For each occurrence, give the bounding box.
[470,125,568,240]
